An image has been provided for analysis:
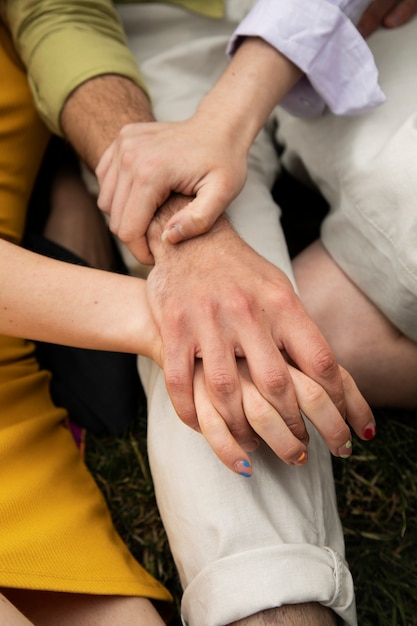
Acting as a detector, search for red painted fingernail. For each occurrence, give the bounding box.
[364,424,376,440]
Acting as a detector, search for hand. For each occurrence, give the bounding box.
[96,116,248,265]
[146,212,375,463]
[357,0,417,38]
[193,358,374,476]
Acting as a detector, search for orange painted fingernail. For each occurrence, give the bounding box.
[292,451,308,466]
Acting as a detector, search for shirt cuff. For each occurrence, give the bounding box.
[227,0,385,117]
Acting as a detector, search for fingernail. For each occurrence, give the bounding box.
[363,423,376,440]
[338,440,352,459]
[235,459,252,478]
[161,223,185,242]
[291,451,308,466]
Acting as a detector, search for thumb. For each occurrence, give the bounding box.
[161,192,229,244]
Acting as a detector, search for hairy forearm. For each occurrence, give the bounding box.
[61,75,155,170]
[0,239,159,360]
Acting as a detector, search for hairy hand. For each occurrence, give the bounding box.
[146,222,375,469]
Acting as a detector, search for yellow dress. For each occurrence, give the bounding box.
[0,22,171,604]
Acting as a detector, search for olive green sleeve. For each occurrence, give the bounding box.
[6,0,148,135]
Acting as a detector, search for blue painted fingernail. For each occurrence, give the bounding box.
[235,459,252,478]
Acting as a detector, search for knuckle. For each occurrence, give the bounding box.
[116,224,136,243]
[328,421,351,448]
[189,209,213,232]
[279,440,305,462]
[164,368,188,396]
[209,370,238,397]
[284,414,307,440]
[310,346,338,379]
[262,369,292,396]
[119,147,135,170]
[301,380,327,408]
[248,399,276,429]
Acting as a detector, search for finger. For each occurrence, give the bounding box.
[122,235,155,266]
[162,327,199,431]
[288,365,353,458]
[338,366,376,442]
[200,339,259,450]
[193,363,253,476]
[95,142,113,187]
[384,0,417,27]
[238,360,309,466]
[241,330,310,444]
[113,173,170,264]
[281,314,347,420]
[161,189,232,244]
[96,145,119,216]
[357,0,397,37]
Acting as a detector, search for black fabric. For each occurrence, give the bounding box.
[23,232,143,436]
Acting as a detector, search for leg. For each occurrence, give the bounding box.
[43,142,117,271]
[293,241,417,408]
[2,590,163,626]
[230,603,337,626]
[0,593,34,626]
[120,4,354,624]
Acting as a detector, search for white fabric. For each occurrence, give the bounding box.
[117,3,357,625]
[228,0,385,117]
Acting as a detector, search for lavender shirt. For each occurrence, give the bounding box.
[227,0,385,117]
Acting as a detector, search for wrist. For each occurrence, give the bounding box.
[147,193,235,262]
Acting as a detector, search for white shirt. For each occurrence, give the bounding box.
[227,0,385,116]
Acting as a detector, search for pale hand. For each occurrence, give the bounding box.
[96,115,248,265]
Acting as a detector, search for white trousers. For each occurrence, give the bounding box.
[117,3,416,625]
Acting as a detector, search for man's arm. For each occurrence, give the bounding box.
[61,74,154,171]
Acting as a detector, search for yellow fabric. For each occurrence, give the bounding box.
[0,23,171,603]
[118,0,224,17]
[6,0,224,135]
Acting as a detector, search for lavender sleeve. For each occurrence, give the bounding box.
[227,0,385,117]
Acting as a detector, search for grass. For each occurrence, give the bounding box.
[334,409,417,626]
[85,404,417,626]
